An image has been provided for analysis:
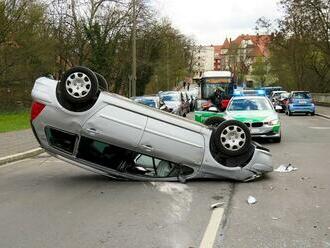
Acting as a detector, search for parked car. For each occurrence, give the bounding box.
[131,96,160,108]
[274,92,290,112]
[285,91,315,116]
[270,91,287,103]
[159,91,189,117]
[30,66,272,182]
[271,91,288,112]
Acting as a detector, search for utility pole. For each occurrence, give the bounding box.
[166,41,169,90]
[131,0,137,97]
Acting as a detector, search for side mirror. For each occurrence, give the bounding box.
[208,107,219,112]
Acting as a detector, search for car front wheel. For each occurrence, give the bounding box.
[211,120,251,157]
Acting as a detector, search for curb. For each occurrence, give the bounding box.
[0,148,44,166]
[316,113,330,119]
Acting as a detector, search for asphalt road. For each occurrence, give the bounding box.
[223,113,330,248]
[0,154,232,248]
[0,113,330,247]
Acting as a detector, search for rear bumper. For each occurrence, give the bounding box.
[289,104,315,113]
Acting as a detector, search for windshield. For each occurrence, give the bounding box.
[228,98,272,111]
[161,94,180,101]
[201,83,233,99]
[292,92,311,99]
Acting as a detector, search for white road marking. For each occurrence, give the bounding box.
[199,207,224,248]
[309,126,330,130]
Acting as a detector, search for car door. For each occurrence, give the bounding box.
[82,104,147,150]
[138,117,204,165]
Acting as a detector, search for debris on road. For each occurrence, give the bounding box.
[247,196,257,205]
[272,217,280,220]
[210,202,224,209]
[274,163,298,173]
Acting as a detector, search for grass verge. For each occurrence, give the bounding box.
[0,111,30,133]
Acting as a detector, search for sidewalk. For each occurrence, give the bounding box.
[316,105,330,118]
[0,129,39,158]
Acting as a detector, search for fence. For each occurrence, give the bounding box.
[312,93,330,106]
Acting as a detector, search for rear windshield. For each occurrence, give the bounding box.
[292,92,311,99]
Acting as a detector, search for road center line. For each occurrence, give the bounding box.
[199,207,224,248]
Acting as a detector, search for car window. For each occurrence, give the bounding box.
[77,137,194,178]
[292,92,311,99]
[45,127,77,154]
[135,98,156,108]
[135,155,194,178]
[228,98,272,111]
[161,94,180,101]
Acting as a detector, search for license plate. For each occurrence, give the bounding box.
[299,100,307,104]
[251,128,260,134]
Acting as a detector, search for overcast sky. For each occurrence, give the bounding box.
[152,0,283,45]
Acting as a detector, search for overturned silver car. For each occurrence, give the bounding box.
[31,67,272,182]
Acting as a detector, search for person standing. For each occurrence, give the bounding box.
[209,88,224,108]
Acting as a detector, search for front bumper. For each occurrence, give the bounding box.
[249,124,281,138]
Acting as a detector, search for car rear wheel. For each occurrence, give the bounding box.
[204,116,226,128]
[59,66,99,104]
[212,120,251,157]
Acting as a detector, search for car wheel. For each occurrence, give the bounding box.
[59,66,99,104]
[204,116,226,128]
[272,134,281,143]
[95,72,108,91]
[212,120,251,157]
[311,111,315,116]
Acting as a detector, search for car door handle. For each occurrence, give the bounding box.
[87,128,99,135]
[141,144,153,151]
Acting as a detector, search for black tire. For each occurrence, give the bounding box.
[59,66,99,103]
[272,134,281,143]
[204,116,226,128]
[95,72,108,91]
[311,111,315,116]
[212,120,251,157]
